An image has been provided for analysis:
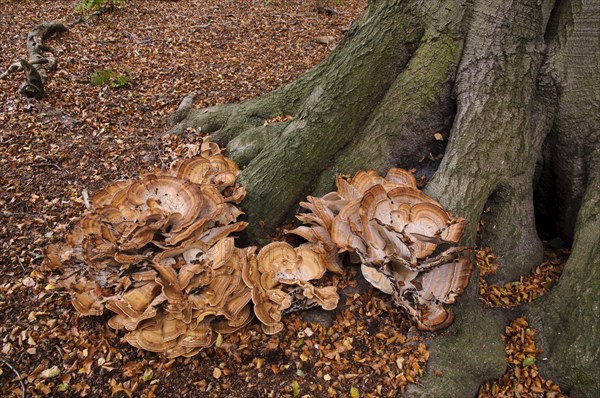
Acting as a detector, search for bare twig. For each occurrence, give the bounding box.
[0,358,26,398]
[81,188,91,210]
[314,6,349,16]
[31,162,61,170]
[15,255,27,271]
[90,5,116,18]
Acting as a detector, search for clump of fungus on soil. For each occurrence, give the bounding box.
[44,137,472,357]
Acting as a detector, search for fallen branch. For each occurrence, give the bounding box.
[31,162,62,170]
[0,21,68,99]
[314,6,348,16]
[0,358,26,398]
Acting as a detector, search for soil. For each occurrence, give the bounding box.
[0,1,568,397]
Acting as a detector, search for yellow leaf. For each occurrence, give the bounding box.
[292,380,300,396]
[142,368,154,382]
[41,365,60,378]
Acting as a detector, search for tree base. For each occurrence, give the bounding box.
[406,293,506,397]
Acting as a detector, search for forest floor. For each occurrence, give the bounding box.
[0,1,569,397]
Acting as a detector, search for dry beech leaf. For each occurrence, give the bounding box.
[40,365,60,379]
[212,367,222,379]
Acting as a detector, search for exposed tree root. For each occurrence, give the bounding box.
[1,21,68,99]
[405,284,506,398]
[166,61,323,139]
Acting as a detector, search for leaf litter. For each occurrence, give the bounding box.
[476,239,569,397]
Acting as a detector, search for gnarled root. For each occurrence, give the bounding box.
[1,21,67,99]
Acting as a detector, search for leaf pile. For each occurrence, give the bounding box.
[477,246,568,308]
[479,317,565,398]
[475,243,569,397]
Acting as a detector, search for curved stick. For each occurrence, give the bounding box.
[0,358,26,398]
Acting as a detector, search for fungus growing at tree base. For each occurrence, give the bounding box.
[44,138,471,357]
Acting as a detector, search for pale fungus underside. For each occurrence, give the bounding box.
[44,138,471,357]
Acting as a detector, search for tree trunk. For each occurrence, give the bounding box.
[528,1,600,396]
[170,0,600,395]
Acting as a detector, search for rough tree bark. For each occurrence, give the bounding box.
[169,0,600,396]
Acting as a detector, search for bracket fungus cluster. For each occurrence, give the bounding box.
[288,168,472,331]
[44,138,338,357]
[45,138,255,357]
[44,138,471,357]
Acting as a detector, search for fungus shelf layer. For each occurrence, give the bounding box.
[45,139,472,356]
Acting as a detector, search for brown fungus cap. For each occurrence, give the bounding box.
[244,242,339,334]
[291,168,472,332]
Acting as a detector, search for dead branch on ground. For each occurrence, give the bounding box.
[0,358,26,398]
[0,21,68,99]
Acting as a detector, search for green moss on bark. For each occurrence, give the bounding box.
[312,25,463,196]
[237,0,426,239]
